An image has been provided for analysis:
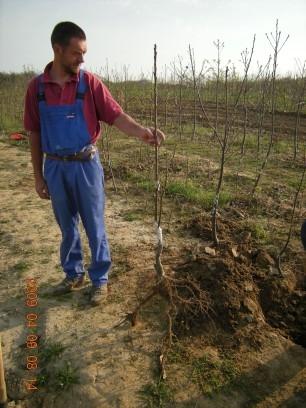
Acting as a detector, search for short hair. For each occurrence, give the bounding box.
[51,22,86,47]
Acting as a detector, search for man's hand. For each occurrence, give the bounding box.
[140,127,166,147]
[35,177,50,200]
[113,112,166,146]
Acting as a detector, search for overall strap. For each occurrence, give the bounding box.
[37,74,45,102]
[76,69,88,100]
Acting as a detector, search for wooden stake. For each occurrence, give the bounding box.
[0,336,8,408]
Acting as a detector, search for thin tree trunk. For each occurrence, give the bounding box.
[188,45,197,140]
[277,166,306,273]
[252,20,289,195]
[212,67,229,245]
[153,44,164,279]
[293,73,306,160]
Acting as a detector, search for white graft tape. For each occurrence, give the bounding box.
[155,222,163,246]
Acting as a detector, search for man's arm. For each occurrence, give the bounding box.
[29,131,50,200]
[113,112,165,146]
[24,78,49,200]
[89,74,165,145]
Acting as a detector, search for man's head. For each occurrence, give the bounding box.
[51,22,87,75]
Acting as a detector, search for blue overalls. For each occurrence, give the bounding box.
[38,69,111,287]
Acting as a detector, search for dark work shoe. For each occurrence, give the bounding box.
[52,275,86,295]
[89,284,108,306]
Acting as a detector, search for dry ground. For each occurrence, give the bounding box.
[1,139,306,408]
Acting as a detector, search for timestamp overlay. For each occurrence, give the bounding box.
[23,277,39,392]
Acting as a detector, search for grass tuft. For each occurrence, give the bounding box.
[166,181,232,209]
[139,379,173,407]
[39,340,66,365]
[191,354,239,396]
[54,361,80,390]
[243,218,270,244]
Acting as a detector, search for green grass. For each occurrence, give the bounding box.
[12,260,30,277]
[0,116,23,132]
[38,340,66,365]
[36,370,50,387]
[128,172,233,211]
[243,218,270,244]
[53,361,80,390]
[191,354,239,396]
[166,181,233,209]
[167,341,240,398]
[14,260,30,270]
[136,179,155,192]
[139,379,173,408]
[167,341,191,364]
[37,362,80,391]
[122,210,142,222]
[35,340,80,391]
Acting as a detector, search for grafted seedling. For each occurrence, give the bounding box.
[114,45,211,380]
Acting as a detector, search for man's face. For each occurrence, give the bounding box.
[55,37,87,75]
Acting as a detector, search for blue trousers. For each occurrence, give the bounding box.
[43,151,111,286]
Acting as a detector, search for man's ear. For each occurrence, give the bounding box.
[53,43,63,55]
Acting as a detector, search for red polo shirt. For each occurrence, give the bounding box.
[24,62,123,144]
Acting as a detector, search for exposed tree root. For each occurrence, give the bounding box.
[114,272,211,379]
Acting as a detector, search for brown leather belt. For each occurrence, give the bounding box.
[45,146,97,161]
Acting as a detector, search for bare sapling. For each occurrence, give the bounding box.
[213,39,224,140]
[293,60,306,161]
[256,58,271,160]
[277,165,306,274]
[187,44,228,244]
[169,60,178,133]
[252,20,289,195]
[231,35,256,112]
[163,65,169,128]
[123,64,129,112]
[172,56,188,140]
[189,45,197,140]
[226,36,256,161]
[104,58,110,87]
[240,41,255,155]
[153,44,165,280]
[114,45,210,381]
[188,45,206,140]
[233,37,256,192]
[101,124,118,193]
[212,67,229,245]
[208,37,253,244]
[149,71,154,124]
[187,49,245,245]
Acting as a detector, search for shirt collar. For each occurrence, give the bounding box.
[42,61,79,84]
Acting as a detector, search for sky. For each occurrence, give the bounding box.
[0,0,305,79]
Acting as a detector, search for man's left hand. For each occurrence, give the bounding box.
[140,128,166,147]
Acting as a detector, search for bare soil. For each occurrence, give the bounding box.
[1,140,306,408]
[128,98,306,138]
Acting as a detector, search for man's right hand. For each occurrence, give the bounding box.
[35,177,50,200]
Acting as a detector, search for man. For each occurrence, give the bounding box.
[24,21,165,306]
